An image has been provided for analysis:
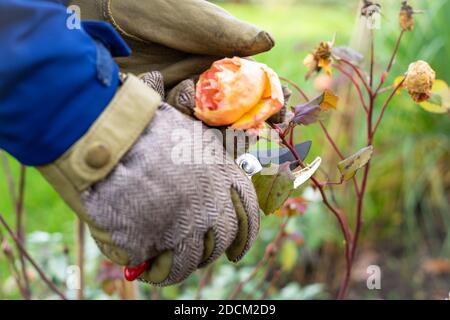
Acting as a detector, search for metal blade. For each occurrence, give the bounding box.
[251,141,312,166]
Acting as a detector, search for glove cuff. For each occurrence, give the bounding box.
[37,74,161,263]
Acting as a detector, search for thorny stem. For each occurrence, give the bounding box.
[374,30,405,95]
[339,59,372,95]
[259,260,281,300]
[280,77,309,102]
[369,29,375,89]
[1,235,28,298]
[229,256,266,300]
[0,156,31,299]
[76,219,85,300]
[272,124,352,265]
[288,126,295,146]
[338,161,371,300]
[284,77,375,299]
[319,179,344,187]
[196,264,214,300]
[0,212,67,300]
[286,69,362,197]
[333,64,369,113]
[338,76,375,299]
[243,253,277,300]
[319,121,345,159]
[150,287,161,300]
[0,155,27,298]
[16,166,31,299]
[229,218,289,300]
[372,79,405,136]
[387,31,405,73]
[318,119,361,194]
[271,123,285,139]
[1,153,17,205]
[338,24,403,299]
[267,78,354,276]
[285,32,402,297]
[377,85,395,94]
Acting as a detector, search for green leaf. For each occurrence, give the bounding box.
[253,157,322,215]
[292,157,322,188]
[418,80,450,113]
[252,163,294,215]
[427,93,443,106]
[338,146,374,181]
[280,240,298,272]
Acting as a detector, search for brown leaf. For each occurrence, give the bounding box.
[292,90,338,125]
[338,146,374,181]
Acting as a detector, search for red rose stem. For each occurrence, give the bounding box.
[124,260,151,281]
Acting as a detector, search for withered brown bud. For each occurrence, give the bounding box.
[404,60,436,102]
[315,42,332,61]
[62,245,70,255]
[1,240,13,258]
[399,1,414,31]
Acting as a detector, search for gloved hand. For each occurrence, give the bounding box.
[68,0,275,88]
[40,72,259,285]
[38,0,275,286]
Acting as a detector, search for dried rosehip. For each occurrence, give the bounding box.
[404,60,436,103]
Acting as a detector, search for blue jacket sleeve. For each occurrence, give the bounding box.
[0,0,131,165]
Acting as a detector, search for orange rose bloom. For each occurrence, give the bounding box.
[195,57,284,130]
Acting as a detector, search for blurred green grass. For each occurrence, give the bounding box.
[220,1,356,87]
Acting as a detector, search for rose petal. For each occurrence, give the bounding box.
[232,63,284,129]
[195,57,266,126]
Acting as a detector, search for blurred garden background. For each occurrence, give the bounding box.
[1,0,449,299]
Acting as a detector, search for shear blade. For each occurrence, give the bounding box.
[252,141,312,168]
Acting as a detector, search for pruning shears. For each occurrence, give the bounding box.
[236,141,312,176]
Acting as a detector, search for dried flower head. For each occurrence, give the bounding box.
[361,0,381,17]
[399,1,414,31]
[304,36,335,80]
[404,60,436,102]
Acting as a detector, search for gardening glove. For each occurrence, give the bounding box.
[39,72,260,286]
[68,0,275,87]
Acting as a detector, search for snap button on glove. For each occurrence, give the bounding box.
[68,0,275,87]
[80,72,260,285]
